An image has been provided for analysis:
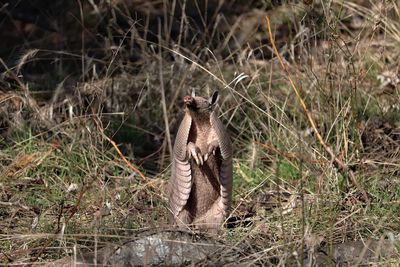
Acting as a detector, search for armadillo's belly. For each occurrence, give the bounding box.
[187,154,221,217]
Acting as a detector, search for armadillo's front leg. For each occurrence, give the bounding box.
[187,142,203,165]
[203,140,219,162]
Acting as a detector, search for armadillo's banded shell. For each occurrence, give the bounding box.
[220,158,233,210]
[169,155,192,215]
[169,112,193,215]
[173,113,192,161]
[210,111,233,215]
[210,111,232,160]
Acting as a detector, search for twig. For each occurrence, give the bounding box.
[158,19,173,161]
[93,116,147,181]
[256,141,324,164]
[265,16,369,204]
[29,120,148,261]
[0,201,32,212]
[31,175,96,261]
[76,0,85,82]
[0,58,28,92]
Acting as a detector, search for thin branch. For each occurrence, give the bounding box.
[265,16,369,204]
[93,117,147,181]
[158,19,173,160]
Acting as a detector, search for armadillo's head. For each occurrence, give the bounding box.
[184,91,219,116]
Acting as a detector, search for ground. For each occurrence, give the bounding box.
[0,0,399,265]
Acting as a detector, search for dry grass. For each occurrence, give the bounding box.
[0,0,399,265]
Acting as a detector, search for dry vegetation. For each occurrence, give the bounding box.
[0,0,399,265]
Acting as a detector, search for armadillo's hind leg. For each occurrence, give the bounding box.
[193,197,226,231]
[174,207,193,229]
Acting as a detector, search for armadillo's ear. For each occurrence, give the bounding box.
[191,88,196,97]
[209,91,219,106]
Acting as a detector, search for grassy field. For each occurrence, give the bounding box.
[0,0,399,265]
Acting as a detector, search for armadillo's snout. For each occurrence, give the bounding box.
[184,96,194,107]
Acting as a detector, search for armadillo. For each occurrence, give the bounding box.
[169,91,233,230]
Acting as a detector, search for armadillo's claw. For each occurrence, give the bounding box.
[195,152,203,165]
[188,142,203,165]
[204,141,218,162]
[193,151,203,165]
